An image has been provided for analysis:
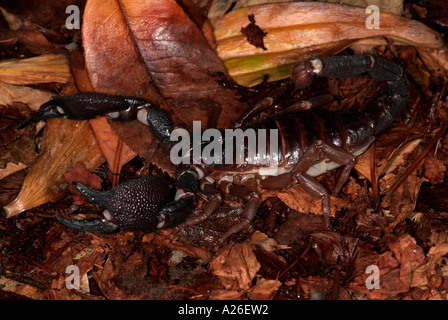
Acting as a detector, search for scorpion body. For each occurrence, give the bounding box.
[17,54,409,244]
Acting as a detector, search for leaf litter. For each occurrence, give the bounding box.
[0,0,448,301]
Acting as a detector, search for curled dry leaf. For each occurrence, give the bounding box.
[212,2,446,86]
[380,171,426,231]
[3,119,105,218]
[209,241,261,291]
[248,278,282,300]
[354,125,423,182]
[208,0,405,20]
[260,183,347,217]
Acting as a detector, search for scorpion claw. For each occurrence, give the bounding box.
[18,93,153,130]
[55,214,120,233]
[17,108,66,130]
[74,182,109,209]
[57,176,173,233]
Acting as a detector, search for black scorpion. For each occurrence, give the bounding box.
[18,54,410,244]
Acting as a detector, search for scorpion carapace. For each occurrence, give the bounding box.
[18,54,409,244]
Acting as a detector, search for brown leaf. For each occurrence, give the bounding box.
[3,119,105,218]
[423,157,446,184]
[380,172,426,231]
[82,0,247,131]
[213,2,446,86]
[0,54,70,85]
[0,102,36,171]
[354,125,423,182]
[89,117,137,177]
[386,234,427,287]
[248,278,282,300]
[311,231,378,275]
[64,162,103,205]
[209,240,260,290]
[260,183,347,217]
[0,82,54,112]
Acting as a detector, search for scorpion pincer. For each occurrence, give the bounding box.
[18,54,409,244]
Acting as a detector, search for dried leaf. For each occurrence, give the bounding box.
[380,172,426,231]
[213,2,446,86]
[0,276,46,300]
[248,278,282,300]
[64,162,103,205]
[3,119,105,218]
[260,183,347,217]
[387,234,427,287]
[209,240,260,290]
[89,117,137,176]
[355,125,423,182]
[82,0,247,130]
[423,157,446,184]
[0,102,36,172]
[0,54,70,85]
[0,82,54,111]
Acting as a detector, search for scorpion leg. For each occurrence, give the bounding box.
[216,194,259,247]
[235,85,288,128]
[261,139,355,229]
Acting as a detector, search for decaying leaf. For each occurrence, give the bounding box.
[260,183,348,217]
[422,157,446,184]
[64,162,103,205]
[2,0,448,302]
[0,82,54,111]
[209,231,285,291]
[209,240,260,290]
[3,119,105,218]
[213,2,446,86]
[248,278,282,299]
[354,125,423,182]
[0,54,71,85]
[89,117,137,178]
[0,102,36,175]
[380,171,426,231]
[82,0,248,130]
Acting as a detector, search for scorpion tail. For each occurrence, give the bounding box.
[293,54,410,135]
